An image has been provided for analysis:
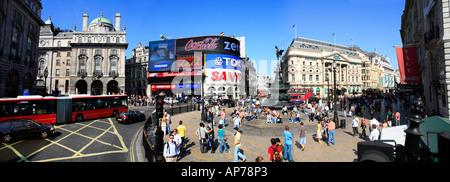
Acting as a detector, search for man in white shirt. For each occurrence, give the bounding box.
[233,116,241,135]
[369,124,380,141]
[352,116,359,137]
[173,129,182,153]
[163,135,178,162]
[369,116,379,132]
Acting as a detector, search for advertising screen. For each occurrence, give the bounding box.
[148,40,176,72]
[176,36,241,57]
[176,55,203,70]
[205,54,242,71]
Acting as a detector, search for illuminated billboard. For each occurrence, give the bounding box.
[148,39,176,72]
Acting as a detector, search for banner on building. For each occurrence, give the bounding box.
[395,46,421,84]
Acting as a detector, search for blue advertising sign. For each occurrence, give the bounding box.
[175,84,201,89]
[148,40,176,72]
[205,54,242,71]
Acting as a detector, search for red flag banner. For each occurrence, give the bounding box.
[396,47,421,84]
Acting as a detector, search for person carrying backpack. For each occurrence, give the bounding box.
[268,138,283,162]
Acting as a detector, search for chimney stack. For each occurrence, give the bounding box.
[82,13,89,31]
[115,13,121,31]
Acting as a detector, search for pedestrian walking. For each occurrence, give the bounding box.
[163,134,178,162]
[268,138,283,162]
[221,109,227,127]
[173,129,182,154]
[283,126,294,162]
[327,119,336,146]
[395,111,401,126]
[195,123,209,153]
[360,117,367,138]
[233,127,246,162]
[369,116,379,133]
[206,120,215,153]
[352,115,359,137]
[298,122,306,150]
[369,124,380,141]
[217,124,229,154]
[233,114,241,135]
[177,121,186,153]
[316,121,322,144]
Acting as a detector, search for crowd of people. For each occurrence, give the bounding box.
[155,91,435,162]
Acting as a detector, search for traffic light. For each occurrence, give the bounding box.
[155,95,165,120]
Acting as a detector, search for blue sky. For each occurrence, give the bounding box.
[41,0,405,77]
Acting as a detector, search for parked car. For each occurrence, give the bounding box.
[0,118,56,143]
[116,110,146,124]
[164,98,179,104]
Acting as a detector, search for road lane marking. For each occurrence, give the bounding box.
[2,142,28,162]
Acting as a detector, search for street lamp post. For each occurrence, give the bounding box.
[333,60,339,126]
[44,67,49,95]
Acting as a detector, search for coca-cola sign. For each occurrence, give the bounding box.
[185,38,219,52]
[176,36,240,57]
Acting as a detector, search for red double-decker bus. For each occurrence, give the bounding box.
[287,88,314,103]
[0,95,128,124]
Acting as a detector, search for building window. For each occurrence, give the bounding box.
[94,56,102,74]
[10,26,20,60]
[56,69,60,76]
[78,56,87,76]
[116,37,120,43]
[302,74,306,82]
[291,74,295,82]
[67,59,71,66]
[67,52,71,57]
[66,69,70,76]
[309,75,313,81]
[56,59,60,66]
[316,75,319,82]
[110,56,118,76]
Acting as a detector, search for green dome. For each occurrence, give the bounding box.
[89,17,113,27]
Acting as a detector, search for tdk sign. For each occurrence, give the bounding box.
[206,54,242,71]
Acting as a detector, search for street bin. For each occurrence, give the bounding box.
[340,119,346,129]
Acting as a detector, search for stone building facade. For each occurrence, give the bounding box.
[400,0,450,117]
[38,12,127,96]
[281,37,364,98]
[0,0,44,98]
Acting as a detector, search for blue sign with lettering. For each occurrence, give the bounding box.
[205,54,242,71]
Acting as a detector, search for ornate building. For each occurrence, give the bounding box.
[281,37,363,98]
[38,12,127,95]
[0,0,44,98]
[125,42,149,96]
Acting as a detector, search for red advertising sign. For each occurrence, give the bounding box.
[150,85,175,91]
[176,55,202,70]
[396,47,421,84]
[147,71,202,78]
